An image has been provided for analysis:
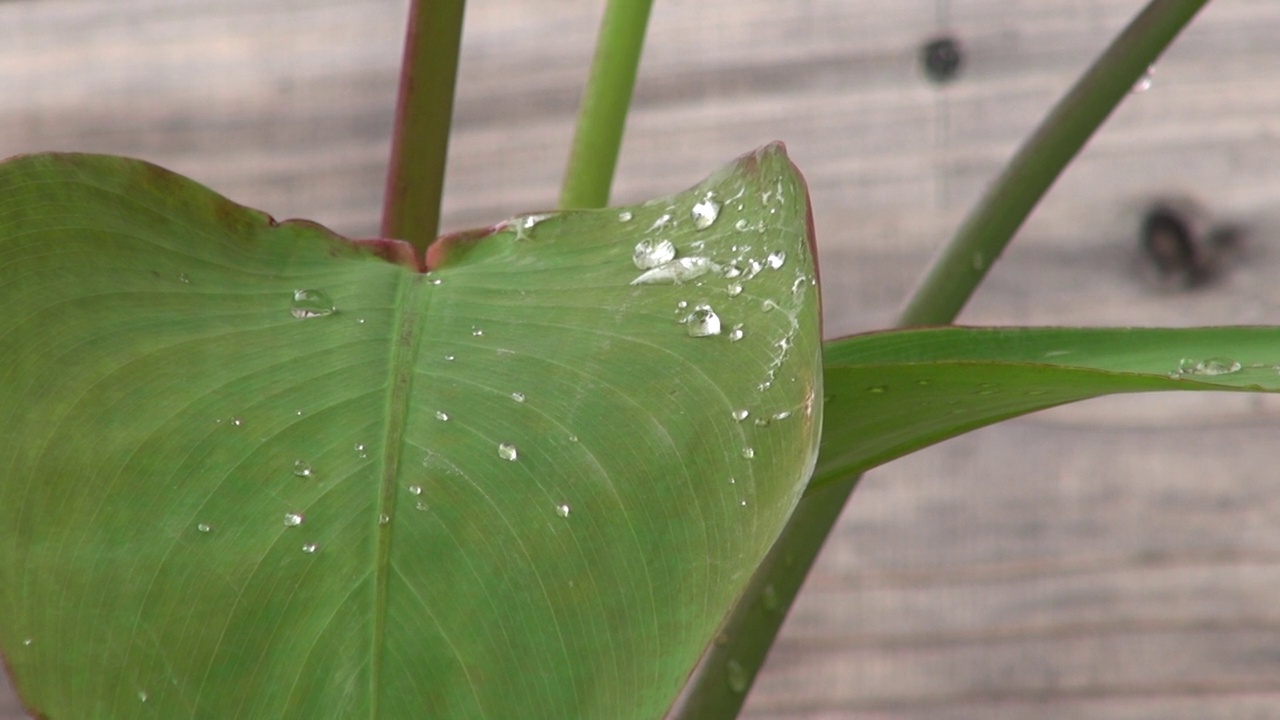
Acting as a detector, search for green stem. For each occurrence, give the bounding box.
[671,2,1210,717]
[380,0,466,256]
[558,0,654,209]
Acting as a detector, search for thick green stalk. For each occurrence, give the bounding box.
[558,0,654,209]
[671,1,1211,717]
[380,0,466,255]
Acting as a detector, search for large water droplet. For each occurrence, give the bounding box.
[555,503,572,518]
[691,196,721,229]
[290,289,336,319]
[685,304,722,337]
[632,238,677,269]
[726,659,749,693]
[631,256,721,285]
[1179,357,1242,376]
[498,442,519,461]
[283,513,304,527]
[293,460,314,478]
[765,251,786,270]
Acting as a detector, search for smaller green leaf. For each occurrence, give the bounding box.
[816,326,1280,488]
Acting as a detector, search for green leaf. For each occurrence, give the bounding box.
[816,326,1280,488]
[0,146,821,718]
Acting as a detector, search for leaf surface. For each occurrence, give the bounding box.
[0,147,822,718]
[817,326,1280,487]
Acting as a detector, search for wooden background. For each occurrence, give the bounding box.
[5,0,1280,717]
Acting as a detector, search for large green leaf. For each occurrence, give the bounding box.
[816,326,1280,487]
[0,146,822,718]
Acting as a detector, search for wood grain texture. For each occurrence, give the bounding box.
[4,1,1280,718]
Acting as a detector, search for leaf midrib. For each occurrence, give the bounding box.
[370,272,425,717]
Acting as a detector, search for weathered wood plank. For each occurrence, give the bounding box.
[4,1,1280,718]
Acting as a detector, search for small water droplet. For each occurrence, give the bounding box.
[728,324,744,342]
[178,273,190,284]
[415,500,429,511]
[283,513,304,527]
[648,213,672,232]
[354,443,368,459]
[295,409,304,416]
[765,251,786,269]
[22,638,32,647]
[618,210,633,222]
[408,485,423,496]
[378,513,390,525]
[510,392,526,403]
[760,299,778,313]
[434,410,449,421]
[568,435,579,443]
[740,499,748,507]
[761,583,780,612]
[742,447,755,460]
[138,690,149,703]
[726,659,749,693]
[230,417,244,427]
[471,326,484,337]
[356,317,366,324]
[691,196,721,229]
[732,409,750,421]
[293,460,314,478]
[498,442,519,461]
[1179,357,1242,376]
[772,410,792,421]
[726,283,743,297]
[632,238,677,269]
[684,304,722,337]
[444,354,455,362]
[555,503,572,518]
[1132,66,1154,93]
[729,477,736,485]
[196,523,212,533]
[426,274,443,285]
[301,543,318,554]
[733,218,751,232]
[631,256,721,285]
[290,289,336,319]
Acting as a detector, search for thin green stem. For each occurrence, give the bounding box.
[380,0,466,256]
[559,0,654,209]
[671,2,1210,717]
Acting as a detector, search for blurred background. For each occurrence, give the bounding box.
[4,1,1280,717]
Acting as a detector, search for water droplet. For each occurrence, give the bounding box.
[498,442,519,461]
[742,447,755,460]
[733,219,751,232]
[293,460,314,478]
[510,392,526,403]
[408,485,423,496]
[761,583,780,612]
[760,299,778,313]
[378,513,390,525]
[444,354,456,362]
[434,410,449,422]
[283,513,304,527]
[632,238,677,269]
[22,638,32,647]
[618,210,633,222]
[230,417,244,427]
[691,196,721,229]
[765,251,786,269]
[684,304,722,337]
[471,326,484,337]
[178,273,190,284]
[867,386,887,394]
[356,317,366,324]
[631,256,721,285]
[732,409,750,421]
[726,283,743,297]
[728,324,745,342]
[648,213,673,232]
[772,410,792,421]
[1179,357,1242,376]
[354,443,368,459]
[301,543,318,554]
[138,690,149,703]
[555,503,572,518]
[568,435,579,443]
[726,659,749,693]
[196,523,212,533]
[1132,66,1154,93]
[415,500,429,511]
[295,409,304,416]
[290,289,336,319]
[740,499,748,507]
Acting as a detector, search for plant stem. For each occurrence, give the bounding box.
[558,0,654,209]
[380,0,466,256]
[670,2,1210,717]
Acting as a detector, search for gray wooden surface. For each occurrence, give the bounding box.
[5,0,1280,717]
